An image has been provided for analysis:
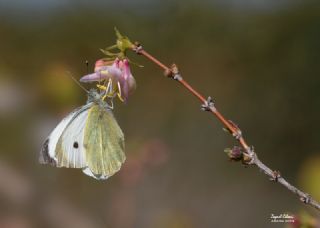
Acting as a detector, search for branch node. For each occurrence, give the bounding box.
[164,69,172,77]
[169,64,183,81]
[201,96,216,112]
[243,146,255,165]
[247,146,255,157]
[173,74,183,81]
[133,42,143,54]
[242,153,253,165]
[300,194,311,204]
[228,120,242,140]
[270,170,281,182]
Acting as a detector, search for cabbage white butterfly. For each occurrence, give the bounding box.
[39,88,125,180]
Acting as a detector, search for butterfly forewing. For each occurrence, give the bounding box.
[55,106,91,168]
[40,105,87,166]
[84,105,125,177]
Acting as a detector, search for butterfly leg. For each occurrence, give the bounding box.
[98,71,102,90]
[96,84,107,94]
[117,81,124,102]
[97,78,114,101]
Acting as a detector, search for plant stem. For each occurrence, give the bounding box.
[131,44,320,211]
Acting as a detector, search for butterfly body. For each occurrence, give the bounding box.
[40,89,125,180]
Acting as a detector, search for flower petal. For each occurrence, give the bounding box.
[119,59,136,102]
[94,59,116,72]
[80,66,122,83]
[79,72,101,82]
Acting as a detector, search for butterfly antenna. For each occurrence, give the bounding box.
[98,71,102,93]
[66,71,89,93]
[85,60,89,74]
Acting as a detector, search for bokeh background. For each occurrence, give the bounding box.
[0,0,319,227]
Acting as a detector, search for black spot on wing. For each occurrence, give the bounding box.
[73,141,79,149]
[39,138,56,166]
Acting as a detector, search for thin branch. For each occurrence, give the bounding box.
[131,43,320,211]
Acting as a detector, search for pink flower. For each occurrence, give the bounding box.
[80,58,136,102]
[119,59,136,102]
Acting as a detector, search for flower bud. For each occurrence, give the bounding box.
[224,146,243,161]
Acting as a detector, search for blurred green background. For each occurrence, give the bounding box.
[0,0,319,227]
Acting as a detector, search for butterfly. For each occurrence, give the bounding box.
[39,88,125,180]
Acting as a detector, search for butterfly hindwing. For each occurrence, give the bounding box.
[84,105,125,178]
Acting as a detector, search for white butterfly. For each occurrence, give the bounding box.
[39,89,125,180]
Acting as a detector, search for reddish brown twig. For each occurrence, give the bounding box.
[131,42,320,211]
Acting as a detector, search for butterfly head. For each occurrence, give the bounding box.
[87,88,104,103]
[87,88,113,109]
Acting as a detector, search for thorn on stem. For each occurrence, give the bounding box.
[201,96,215,112]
